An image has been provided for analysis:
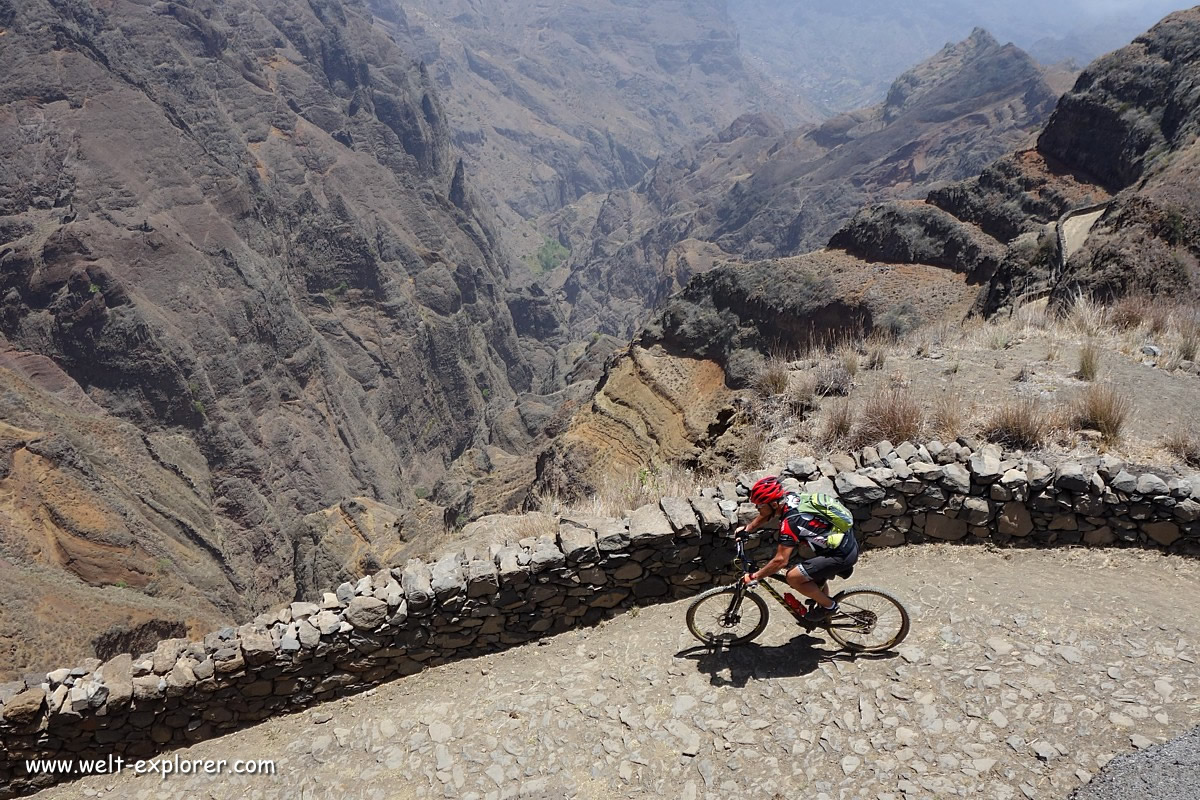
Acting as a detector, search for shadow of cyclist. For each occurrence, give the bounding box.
[676,636,899,688]
[675,634,825,688]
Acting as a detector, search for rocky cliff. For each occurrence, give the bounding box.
[0,0,571,678]
[1040,7,1200,303]
[553,29,1067,338]
[375,0,815,259]
[836,7,1200,313]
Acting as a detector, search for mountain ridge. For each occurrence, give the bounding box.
[549,28,1066,339]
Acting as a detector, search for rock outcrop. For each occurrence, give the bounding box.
[377,0,814,256]
[828,8,1200,314]
[554,29,1066,337]
[0,0,570,675]
[1041,7,1200,302]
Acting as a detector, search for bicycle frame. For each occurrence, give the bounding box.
[731,536,811,624]
[730,536,864,633]
[686,536,908,651]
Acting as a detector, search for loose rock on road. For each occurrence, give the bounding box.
[36,545,1200,800]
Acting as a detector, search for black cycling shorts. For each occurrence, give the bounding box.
[790,537,858,584]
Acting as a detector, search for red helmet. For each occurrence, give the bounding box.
[749,476,786,505]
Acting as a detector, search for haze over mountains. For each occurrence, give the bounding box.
[377,0,817,259]
[553,28,1071,338]
[730,0,1190,113]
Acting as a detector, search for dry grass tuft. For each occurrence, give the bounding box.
[753,358,790,397]
[814,363,853,396]
[985,326,1013,350]
[839,347,859,377]
[735,429,767,469]
[1164,429,1200,467]
[1177,314,1199,362]
[564,464,709,518]
[514,507,562,539]
[981,395,1051,449]
[1077,339,1100,381]
[1068,384,1133,442]
[1146,302,1172,337]
[785,374,819,417]
[818,399,855,446]
[1066,293,1106,337]
[864,342,888,371]
[1014,301,1053,331]
[1109,295,1149,330]
[854,387,923,446]
[930,392,970,440]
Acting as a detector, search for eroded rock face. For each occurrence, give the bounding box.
[1040,7,1200,303]
[0,354,234,681]
[553,29,1064,338]
[530,345,735,501]
[376,0,813,256]
[1039,10,1200,192]
[0,0,541,673]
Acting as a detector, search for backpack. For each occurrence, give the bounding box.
[799,493,854,534]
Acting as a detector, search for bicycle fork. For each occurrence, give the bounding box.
[722,586,747,624]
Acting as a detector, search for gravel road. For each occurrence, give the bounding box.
[32,544,1200,800]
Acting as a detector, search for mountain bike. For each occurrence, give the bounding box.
[685,535,910,653]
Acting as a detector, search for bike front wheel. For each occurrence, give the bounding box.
[685,585,770,647]
[827,586,910,653]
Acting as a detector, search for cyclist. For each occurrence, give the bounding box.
[735,476,859,622]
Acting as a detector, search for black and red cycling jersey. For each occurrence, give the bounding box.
[775,494,853,553]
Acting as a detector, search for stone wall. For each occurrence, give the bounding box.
[2,438,1197,797]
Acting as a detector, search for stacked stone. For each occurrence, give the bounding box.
[776,438,1199,552]
[0,496,738,797]
[2,439,1196,797]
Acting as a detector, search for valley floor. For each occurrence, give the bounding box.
[33,545,1200,800]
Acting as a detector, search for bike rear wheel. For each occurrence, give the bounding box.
[827,586,910,653]
[685,585,769,647]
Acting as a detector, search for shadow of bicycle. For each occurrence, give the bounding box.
[675,636,899,688]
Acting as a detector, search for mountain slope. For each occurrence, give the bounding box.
[531,8,1200,500]
[376,0,817,258]
[0,0,552,676]
[552,30,1066,338]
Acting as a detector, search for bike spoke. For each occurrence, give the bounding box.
[826,588,910,652]
[686,587,769,647]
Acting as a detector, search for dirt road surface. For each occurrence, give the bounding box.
[33,545,1200,800]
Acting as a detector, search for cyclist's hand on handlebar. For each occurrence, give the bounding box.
[741,573,757,586]
[733,525,747,539]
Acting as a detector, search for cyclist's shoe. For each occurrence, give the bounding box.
[805,602,839,623]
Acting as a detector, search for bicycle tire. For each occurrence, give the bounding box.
[827,586,910,653]
[685,585,770,647]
